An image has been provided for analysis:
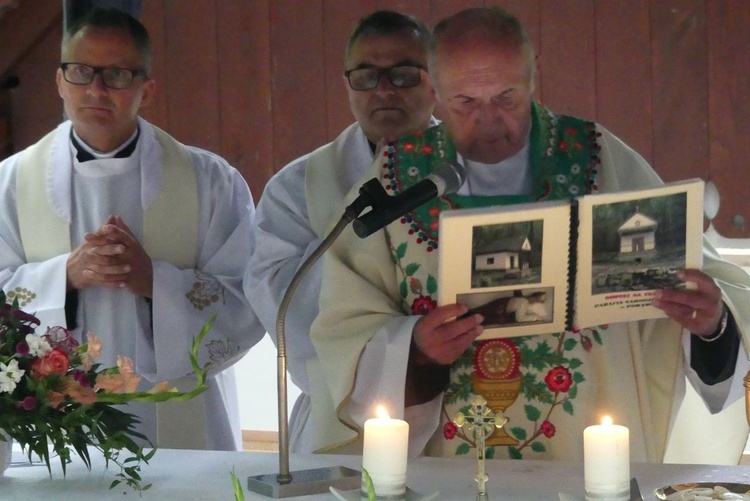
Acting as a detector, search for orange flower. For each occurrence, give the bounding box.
[148,381,173,394]
[47,379,98,408]
[81,333,102,370]
[32,348,70,378]
[95,357,141,394]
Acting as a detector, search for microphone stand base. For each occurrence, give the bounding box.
[247,466,361,498]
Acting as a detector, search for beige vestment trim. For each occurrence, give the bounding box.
[16,122,207,450]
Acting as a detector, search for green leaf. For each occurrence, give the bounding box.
[562,400,574,416]
[568,385,578,399]
[510,426,527,441]
[592,330,603,345]
[426,275,437,294]
[531,441,546,453]
[524,405,541,422]
[395,243,407,259]
[485,446,495,459]
[563,338,577,351]
[404,263,420,276]
[508,446,522,459]
[568,358,582,369]
[361,468,376,501]
[231,469,246,501]
[573,372,585,384]
[399,281,407,299]
[456,442,471,456]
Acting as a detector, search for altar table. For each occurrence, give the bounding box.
[2,446,750,500]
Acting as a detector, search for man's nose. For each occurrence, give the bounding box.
[373,73,396,95]
[85,73,109,95]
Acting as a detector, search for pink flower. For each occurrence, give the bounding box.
[15,341,29,356]
[22,396,37,411]
[95,358,140,394]
[48,379,98,408]
[81,333,102,370]
[44,326,79,356]
[32,348,70,378]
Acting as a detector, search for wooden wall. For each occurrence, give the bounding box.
[1,0,749,237]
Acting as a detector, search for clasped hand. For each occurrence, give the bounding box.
[66,215,153,297]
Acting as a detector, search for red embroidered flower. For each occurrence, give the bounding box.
[403,142,416,153]
[544,366,573,393]
[411,296,437,315]
[430,220,439,231]
[428,206,440,217]
[559,141,568,152]
[541,420,556,438]
[565,127,578,136]
[581,335,593,352]
[421,144,433,154]
[443,421,458,440]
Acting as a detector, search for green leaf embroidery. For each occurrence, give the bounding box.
[396,243,407,259]
[524,404,541,422]
[568,385,578,399]
[568,357,583,369]
[399,281,407,299]
[562,400,574,416]
[486,446,495,459]
[563,338,578,351]
[573,372,585,384]
[508,446,522,459]
[456,442,471,455]
[404,263,420,276]
[510,426,527,441]
[531,441,546,453]
[426,275,438,295]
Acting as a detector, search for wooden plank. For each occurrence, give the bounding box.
[706,0,750,237]
[8,22,62,152]
[322,1,375,141]
[160,1,220,153]
[594,0,652,163]
[538,0,596,119]
[0,0,61,78]
[139,0,168,130]
[269,0,327,171]
[217,0,272,201]
[650,0,707,183]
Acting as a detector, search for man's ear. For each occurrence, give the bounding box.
[139,78,156,110]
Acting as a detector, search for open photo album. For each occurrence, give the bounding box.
[438,178,705,339]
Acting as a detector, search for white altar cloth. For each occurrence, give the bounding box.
[2,446,750,500]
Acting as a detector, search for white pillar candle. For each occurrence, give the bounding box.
[362,405,409,497]
[583,416,629,500]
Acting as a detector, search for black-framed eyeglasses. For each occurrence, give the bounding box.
[344,64,423,91]
[60,63,147,90]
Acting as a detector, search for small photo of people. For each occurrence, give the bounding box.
[458,287,554,329]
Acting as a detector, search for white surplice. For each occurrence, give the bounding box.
[244,122,381,452]
[0,118,265,450]
[310,124,750,463]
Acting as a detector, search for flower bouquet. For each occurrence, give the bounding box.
[0,290,210,491]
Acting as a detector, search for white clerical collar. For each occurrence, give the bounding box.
[71,128,139,160]
[457,135,532,196]
[70,131,141,178]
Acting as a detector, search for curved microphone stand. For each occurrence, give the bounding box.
[247,195,373,498]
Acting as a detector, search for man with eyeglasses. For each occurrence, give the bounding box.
[310,6,750,465]
[0,8,264,450]
[244,10,435,453]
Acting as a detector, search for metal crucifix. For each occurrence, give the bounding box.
[453,395,509,501]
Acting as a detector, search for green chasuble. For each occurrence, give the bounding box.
[381,103,624,459]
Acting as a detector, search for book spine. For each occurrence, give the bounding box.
[566,199,579,332]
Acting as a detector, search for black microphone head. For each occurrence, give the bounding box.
[430,161,466,195]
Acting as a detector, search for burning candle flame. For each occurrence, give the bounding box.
[601,416,612,426]
[376,405,390,419]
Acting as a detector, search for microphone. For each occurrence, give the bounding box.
[352,161,467,238]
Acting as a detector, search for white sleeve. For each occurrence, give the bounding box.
[243,158,323,392]
[140,151,265,381]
